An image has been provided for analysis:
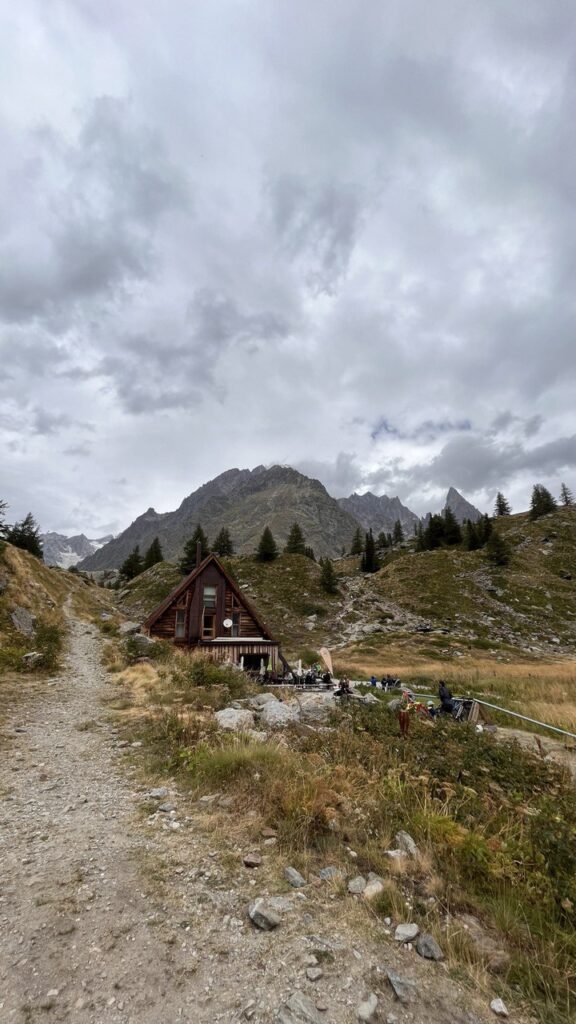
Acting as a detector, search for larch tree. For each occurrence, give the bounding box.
[212,527,234,556]
[319,557,339,594]
[350,527,364,555]
[392,519,405,545]
[6,513,43,559]
[0,498,8,537]
[486,530,511,567]
[143,537,163,570]
[119,545,144,580]
[360,529,380,573]
[494,492,511,516]
[284,522,306,555]
[560,482,574,506]
[442,507,462,546]
[256,526,279,562]
[529,484,557,521]
[179,524,209,574]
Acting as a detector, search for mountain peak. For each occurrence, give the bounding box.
[444,487,482,523]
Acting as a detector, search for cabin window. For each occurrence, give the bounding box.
[203,585,217,609]
[231,612,240,637]
[202,613,215,639]
[175,609,186,639]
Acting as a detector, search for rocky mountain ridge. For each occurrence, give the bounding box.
[77,465,483,570]
[79,466,361,569]
[338,491,420,536]
[40,532,114,568]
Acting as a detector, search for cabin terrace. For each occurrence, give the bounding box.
[143,551,280,671]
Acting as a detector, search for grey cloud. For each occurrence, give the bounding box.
[63,442,92,457]
[370,417,472,443]
[3,1,576,532]
[266,176,364,295]
[403,433,576,494]
[32,409,74,435]
[0,98,188,324]
[94,290,293,413]
[294,453,365,498]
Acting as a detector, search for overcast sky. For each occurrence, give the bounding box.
[1,1,575,535]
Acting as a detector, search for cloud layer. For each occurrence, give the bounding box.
[1,1,575,532]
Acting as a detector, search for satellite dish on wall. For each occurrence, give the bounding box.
[223,618,233,629]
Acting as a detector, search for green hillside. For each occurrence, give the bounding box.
[119,506,576,671]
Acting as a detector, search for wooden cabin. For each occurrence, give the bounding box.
[143,552,281,671]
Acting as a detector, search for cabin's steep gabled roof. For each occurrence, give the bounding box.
[142,553,276,641]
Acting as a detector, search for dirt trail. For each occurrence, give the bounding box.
[0,609,520,1024]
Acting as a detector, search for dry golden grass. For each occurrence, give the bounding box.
[337,655,576,731]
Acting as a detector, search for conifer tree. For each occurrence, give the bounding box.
[476,513,493,545]
[179,523,209,574]
[0,498,8,537]
[120,544,144,580]
[360,529,380,573]
[304,546,316,561]
[284,522,306,555]
[212,527,234,557]
[350,527,364,555]
[319,557,338,594]
[494,492,511,516]
[443,507,462,546]
[529,484,557,521]
[560,482,574,506]
[463,520,481,551]
[143,537,163,570]
[6,513,43,559]
[256,526,278,562]
[423,514,445,550]
[376,531,388,551]
[486,530,511,567]
[415,522,426,552]
[392,519,404,545]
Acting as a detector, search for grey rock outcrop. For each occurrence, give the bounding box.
[248,899,281,931]
[277,991,326,1023]
[11,606,37,637]
[284,867,307,888]
[415,933,444,960]
[394,923,420,943]
[215,708,256,731]
[357,993,378,1022]
[386,968,418,1004]
[259,701,299,729]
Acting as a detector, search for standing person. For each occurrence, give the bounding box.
[335,676,351,701]
[438,680,454,714]
[398,690,414,738]
[370,674,378,688]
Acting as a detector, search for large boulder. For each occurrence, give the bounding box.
[248,692,278,708]
[215,708,256,732]
[259,701,300,729]
[298,693,334,722]
[118,621,141,636]
[11,606,37,637]
[128,634,157,653]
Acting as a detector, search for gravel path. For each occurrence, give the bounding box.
[0,611,510,1024]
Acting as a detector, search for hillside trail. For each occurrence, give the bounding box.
[0,603,529,1024]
